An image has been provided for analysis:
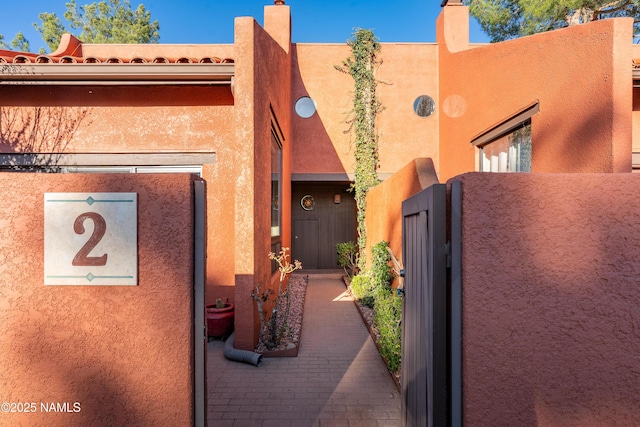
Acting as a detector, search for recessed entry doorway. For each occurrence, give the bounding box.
[292,183,356,269]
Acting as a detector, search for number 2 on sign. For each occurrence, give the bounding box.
[72,212,108,266]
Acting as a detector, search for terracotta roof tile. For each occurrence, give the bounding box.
[0,52,234,65]
[0,35,234,65]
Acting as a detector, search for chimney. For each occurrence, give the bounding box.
[437,0,469,53]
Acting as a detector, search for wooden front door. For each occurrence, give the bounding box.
[293,219,319,269]
[291,183,356,269]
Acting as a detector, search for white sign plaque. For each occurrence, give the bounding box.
[44,192,138,285]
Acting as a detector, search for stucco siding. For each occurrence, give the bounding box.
[0,173,195,426]
[291,43,439,177]
[454,172,640,425]
[438,14,633,179]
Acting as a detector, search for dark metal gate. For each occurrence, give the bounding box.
[194,179,207,427]
[401,182,462,426]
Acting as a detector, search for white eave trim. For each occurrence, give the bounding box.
[0,63,234,85]
[0,152,217,168]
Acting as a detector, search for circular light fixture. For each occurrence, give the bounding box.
[300,195,315,210]
[413,95,436,118]
[295,96,317,118]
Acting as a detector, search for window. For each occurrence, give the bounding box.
[471,103,538,173]
[0,153,215,174]
[479,123,531,172]
[270,119,284,273]
[271,130,282,239]
[62,165,203,175]
[413,95,436,118]
[294,96,316,118]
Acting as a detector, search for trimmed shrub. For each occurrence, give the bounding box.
[351,241,402,375]
[374,293,403,373]
[370,241,394,297]
[350,274,374,308]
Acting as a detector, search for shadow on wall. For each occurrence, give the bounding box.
[290,45,349,176]
[533,105,626,173]
[0,85,234,108]
[0,106,90,170]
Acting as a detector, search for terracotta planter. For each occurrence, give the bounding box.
[206,303,234,337]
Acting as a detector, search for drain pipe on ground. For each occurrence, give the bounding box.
[223,333,263,366]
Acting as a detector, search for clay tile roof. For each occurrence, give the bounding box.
[0,52,234,65]
[12,55,33,63]
[59,56,78,63]
[35,55,56,63]
[0,34,234,66]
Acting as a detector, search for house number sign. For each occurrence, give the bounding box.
[44,193,138,285]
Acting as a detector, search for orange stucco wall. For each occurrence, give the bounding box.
[0,84,236,307]
[453,172,640,425]
[0,83,235,300]
[365,158,439,269]
[2,2,637,359]
[231,5,293,350]
[291,42,439,178]
[438,7,633,180]
[0,173,195,426]
[0,5,294,350]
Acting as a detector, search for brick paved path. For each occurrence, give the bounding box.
[207,272,401,426]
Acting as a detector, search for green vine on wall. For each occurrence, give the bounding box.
[335,28,382,270]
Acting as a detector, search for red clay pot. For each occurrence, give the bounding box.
[206,303,234,337]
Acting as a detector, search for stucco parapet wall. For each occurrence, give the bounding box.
[0,173,196,426]
[365,158,439,268]
[447,171,640,425]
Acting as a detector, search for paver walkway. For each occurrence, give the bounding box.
[207,272,401,427]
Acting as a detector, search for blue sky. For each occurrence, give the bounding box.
[0,0,490,53]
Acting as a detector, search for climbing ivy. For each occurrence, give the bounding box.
[336,28,382,270]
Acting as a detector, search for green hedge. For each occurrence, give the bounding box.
[370,241,394,299]
[350,274,374,308]
[374,293,403,373]
[348,241,402,374]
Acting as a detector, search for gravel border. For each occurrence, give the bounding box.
[254,274,308,353]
